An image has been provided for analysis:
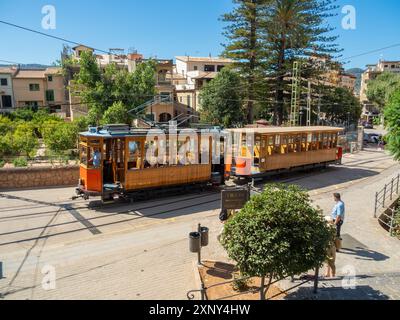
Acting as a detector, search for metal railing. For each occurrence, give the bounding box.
[374,174,400,236]
[187,270,319,301]
[374,173,400,217]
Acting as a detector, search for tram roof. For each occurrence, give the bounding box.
[226,126,344,134]
[79,125,222,138]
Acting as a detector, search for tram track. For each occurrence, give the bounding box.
[0,194,221,247]
[0,190,220,222]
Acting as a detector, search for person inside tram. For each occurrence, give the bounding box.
[88,147,101,168]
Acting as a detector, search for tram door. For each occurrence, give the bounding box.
[103,138,125,186]
[113,138,126,185]
[103,139,114,185]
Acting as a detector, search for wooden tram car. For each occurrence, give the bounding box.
[76,124,217,201]
[75,125,343,201]
[227,126,344,177]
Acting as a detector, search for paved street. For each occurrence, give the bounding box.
[0,146,399,300]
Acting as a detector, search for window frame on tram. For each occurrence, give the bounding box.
[79,137,103,169]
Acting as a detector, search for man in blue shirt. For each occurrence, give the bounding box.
[331,193,345,239]
[92,148,101,168]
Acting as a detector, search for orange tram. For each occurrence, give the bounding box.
[75,125,343,202]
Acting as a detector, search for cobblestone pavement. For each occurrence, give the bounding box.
[0,147,399,300]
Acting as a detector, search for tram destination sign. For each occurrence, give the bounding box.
[221,188,250,210]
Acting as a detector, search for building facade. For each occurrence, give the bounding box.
[12,67,67,116]
[0,67,17,114]
[174,56,233,111]
[359,60,400,121]
[64,46,198,125]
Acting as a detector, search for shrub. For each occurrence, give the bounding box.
[231,272,250,292]
[0,159,5,168]
[222,184,334,299]
[393,207,400,238]
[12,123,39,158]
[12,157,28,167]
[42,121,78,155]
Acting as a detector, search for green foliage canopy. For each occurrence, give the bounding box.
[69,51,157,125]
[199,68,245,127]
[384,90,400,161]
[320,87,362,125]
[222,184,334,281]
[367,72,400,110]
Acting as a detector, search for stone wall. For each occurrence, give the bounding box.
[0,165,79,190]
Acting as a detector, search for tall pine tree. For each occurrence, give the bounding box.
[222,0,341,125]
[264,0,341,125]
[222,0,271,124]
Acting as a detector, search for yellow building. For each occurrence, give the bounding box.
[12,67,67,116]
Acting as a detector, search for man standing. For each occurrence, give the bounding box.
[332,193,345,239]
[92,148,101,168]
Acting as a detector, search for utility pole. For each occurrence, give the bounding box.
[290,61,301,127]
[306,80,311,127]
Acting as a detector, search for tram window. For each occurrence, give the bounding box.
[312,133,318,150]
[273,135,280,154]
[323,133,328,149]
[254,135,261,164]
[128,141,142,170]
[281,135,288,154]
[318,133,324,149]
[294,135,302,152]
[301,134,307,152]
[306,133,312,151]
[80,145,88,166]
[261,138,266,148]
[327,133,332,149]
[332,134,338,148]
[178,139,192,165]
[144,141,158,168]
[87,147,101,168]
[288,135,295,153]
[89,139,100,145]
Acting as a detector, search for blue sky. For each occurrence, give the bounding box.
[0,0,400,69]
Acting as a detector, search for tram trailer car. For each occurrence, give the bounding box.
[75,125,343,201]
[225,126,344,179]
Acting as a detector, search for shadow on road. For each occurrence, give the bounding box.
[284,285,390,300]
[340,247,390,262]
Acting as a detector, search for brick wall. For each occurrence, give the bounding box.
[0,165,79,190]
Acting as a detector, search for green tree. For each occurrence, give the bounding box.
[9,107,37,122]
[68,51,157,125]
[73,116,90,132]
[31,109,64,137]
[222,184,333,300]
[384,90,400,160]
[102,101,130,124]
[320,87,362,125]
[0,116,14,156]
[12,122,39,158]
[41,121,79,155]
[265,0,341,125]
[367,72,400,110]
[199,69,245,127]
[222,0,270,123]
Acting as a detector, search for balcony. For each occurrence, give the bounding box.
[156,79,173,86]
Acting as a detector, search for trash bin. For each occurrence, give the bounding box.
[200,227,209,247]
[189,232,201,253]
